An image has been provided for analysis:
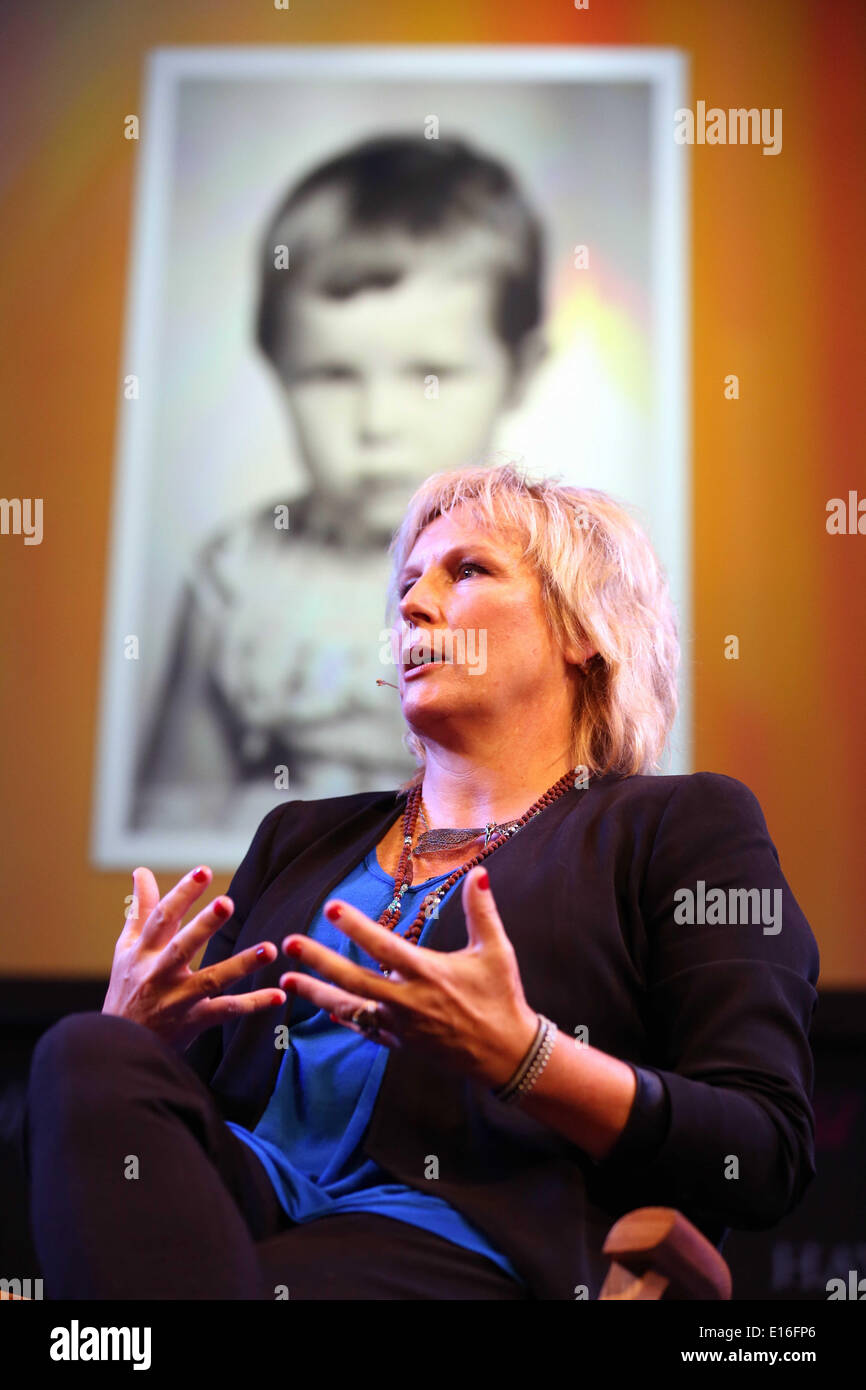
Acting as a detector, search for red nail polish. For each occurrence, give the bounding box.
[213,900,230,919]
[325,904,342,921]
[284,979,297,993]
[329,1012,341,1023]
[285,940,303,956]
[478,870,490,890]
[192,867,208,883]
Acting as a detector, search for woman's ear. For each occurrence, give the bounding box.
[562,637,598,671]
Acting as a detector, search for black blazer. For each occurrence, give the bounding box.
[183,770,820,1300]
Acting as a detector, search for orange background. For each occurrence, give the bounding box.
[0,0,864,984]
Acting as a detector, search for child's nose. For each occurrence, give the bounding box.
[356,376,402,440]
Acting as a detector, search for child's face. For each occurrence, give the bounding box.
[271,263,529,533]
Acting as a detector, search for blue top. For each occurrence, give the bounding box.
[226,846,526,1286]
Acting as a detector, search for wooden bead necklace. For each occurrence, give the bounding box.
[375,768,589,976]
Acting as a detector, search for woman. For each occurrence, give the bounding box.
[24,462,820,1301]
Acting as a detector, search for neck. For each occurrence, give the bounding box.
[416,740,577,829]
[306,491,394,549]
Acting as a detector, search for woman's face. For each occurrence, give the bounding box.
[394,503,580,745]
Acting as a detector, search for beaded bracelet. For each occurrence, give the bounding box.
[492,1014,557,1105]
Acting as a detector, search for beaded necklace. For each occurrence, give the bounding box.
[375,767,588,976]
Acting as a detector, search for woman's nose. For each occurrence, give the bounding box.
[399,574,440,623]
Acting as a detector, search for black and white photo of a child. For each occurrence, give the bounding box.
[131,134,548,830]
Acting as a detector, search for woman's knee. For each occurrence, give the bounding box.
[27,1012,162,1121]
[32,1011,142,1073]
[25,1014,185,1177]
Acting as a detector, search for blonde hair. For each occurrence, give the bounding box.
[385,460,679,787]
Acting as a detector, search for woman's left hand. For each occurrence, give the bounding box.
[279,866,539,1090]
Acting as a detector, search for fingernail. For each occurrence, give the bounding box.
[192,867,208,883]
[214,900,230,919]
[255,945,268,958]
[329,1013,341,1023]
[284,979,297,993]
[325,903,342,921]
[478,870,490,890]
[285,940,303,956]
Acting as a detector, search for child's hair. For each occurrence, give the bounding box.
[385,460,680,785]
[256,135,545,365]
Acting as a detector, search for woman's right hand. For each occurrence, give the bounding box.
[102,865,286,1054]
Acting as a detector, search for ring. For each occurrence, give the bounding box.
[350,1001,382,1037]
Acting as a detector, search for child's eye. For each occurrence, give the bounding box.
[294,365,356,384]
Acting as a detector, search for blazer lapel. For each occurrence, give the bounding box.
[210,791,407,1121]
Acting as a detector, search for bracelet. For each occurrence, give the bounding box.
[492,1014,558,1105]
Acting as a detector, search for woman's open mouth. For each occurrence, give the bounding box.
[402,646,452,679]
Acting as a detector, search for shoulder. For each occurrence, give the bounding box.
[230,787,404,893]
[593,769,764,814]
[263,786,405,847]
[276,787,405,821]
[190,492,314,599]
[584,770,772,854]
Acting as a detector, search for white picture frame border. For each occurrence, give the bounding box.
[91,43,690,870]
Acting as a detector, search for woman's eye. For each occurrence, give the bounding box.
[399,562,487,598]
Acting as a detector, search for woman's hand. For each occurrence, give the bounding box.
[102,866,286,1054]
[279,866,539,1089]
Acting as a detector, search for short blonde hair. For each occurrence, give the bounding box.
[385,460,679,786]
